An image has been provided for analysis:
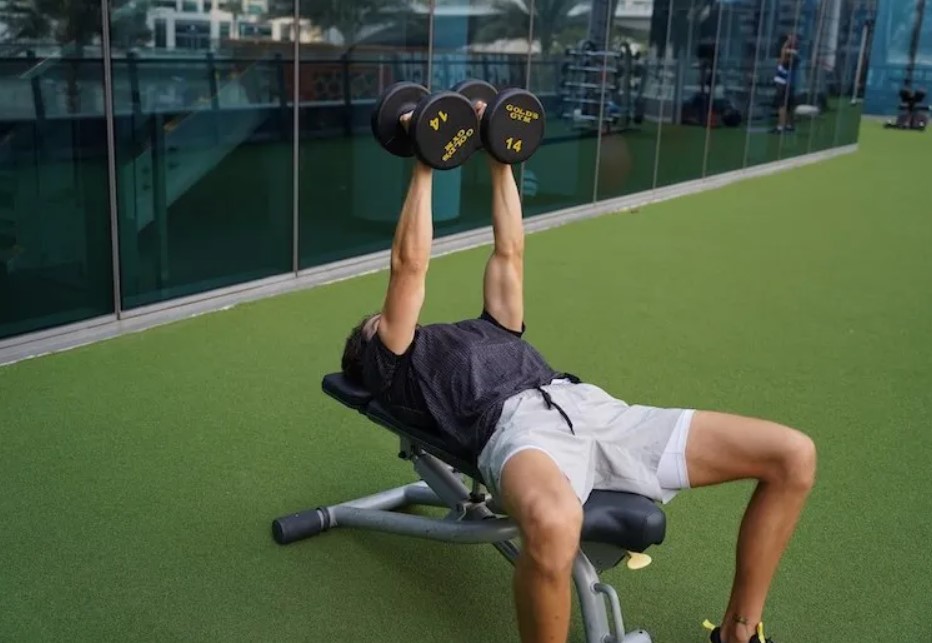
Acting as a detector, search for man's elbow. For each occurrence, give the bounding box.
[494,240,524,261]
[390,253,429,276]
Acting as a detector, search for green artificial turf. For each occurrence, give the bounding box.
[1,123,931,642]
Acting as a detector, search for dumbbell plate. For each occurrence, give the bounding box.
[371,81,429,158]
[481,88,546,164]
[410,92,478,170]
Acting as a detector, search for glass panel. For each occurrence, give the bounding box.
[864,0,921,117]
[297,1,430,269]
[836,0,876,146]
[422,0,529,234]
[653,0,708,188]
[745,0,803,166]
[859,0,915,138]
[0,0,114,339]
[775,0,809,160]
[833,2,868,145]
[807,0,857,151]
[524,0,601,216]
[703,0,756,177]
[596,0,665,199]
[111,0,295,309]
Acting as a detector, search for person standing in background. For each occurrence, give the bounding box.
[773,34,800,133]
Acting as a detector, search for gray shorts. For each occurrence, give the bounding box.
[477,379,694,505]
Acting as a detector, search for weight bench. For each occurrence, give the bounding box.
[272,373,667,643]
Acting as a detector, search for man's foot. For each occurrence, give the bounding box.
[703,619,774,643]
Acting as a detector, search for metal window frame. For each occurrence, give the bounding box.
[292,0,300,274]
[100,0,122,317]
[652,0,677,190]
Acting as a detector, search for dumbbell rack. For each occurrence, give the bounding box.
[559,43,635,131]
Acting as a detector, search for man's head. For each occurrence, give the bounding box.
[341,313,381,386]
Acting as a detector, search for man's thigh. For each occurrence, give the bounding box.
[684,410,816,488]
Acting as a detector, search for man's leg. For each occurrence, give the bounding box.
[685,411,817,642]
[499,450,583,643]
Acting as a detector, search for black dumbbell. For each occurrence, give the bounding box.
[451,79,546,164]
[371,81,479,170]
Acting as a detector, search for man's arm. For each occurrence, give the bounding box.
[378,161,433,355]
[483,160,524,332]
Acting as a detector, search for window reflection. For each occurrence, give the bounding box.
[596,0,665,199]
[837,0,876,144]
[110,0,296,308]
[703,0,757,177]
[745,0,803,166]
[297,1,429,269]
[653,1,708,187]
[523,0,602,215]
[0,0,114,338]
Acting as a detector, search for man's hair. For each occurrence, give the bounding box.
[341,314,377,386]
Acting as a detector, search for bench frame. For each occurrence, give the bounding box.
[272,379,657,643]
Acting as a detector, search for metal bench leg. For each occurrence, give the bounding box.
[273,481,445,544]
[574,553,652,643]
[273,454,522,546]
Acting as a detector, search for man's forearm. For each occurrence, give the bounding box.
[391,162,434,270]
[489,162,524,256]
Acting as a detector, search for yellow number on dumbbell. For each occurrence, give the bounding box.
[506,137,523,153]
[429,111,449,131]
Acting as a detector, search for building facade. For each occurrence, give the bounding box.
[0,0,875,353]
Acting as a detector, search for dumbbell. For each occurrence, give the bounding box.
[451,80,546,164]
[371,81,479,170]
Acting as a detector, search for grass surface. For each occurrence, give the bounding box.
[1,124,931,642]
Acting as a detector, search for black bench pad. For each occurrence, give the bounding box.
[322,373,666,551]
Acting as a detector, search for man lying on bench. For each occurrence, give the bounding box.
[336,112,816,643]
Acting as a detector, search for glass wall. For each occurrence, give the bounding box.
[806,0,843,152]
[745,0,799,166]
[704,0,760,177]
[596,0,664,200]
[653,0,708,187]
[0,0,114,340]
[864,0,930,116]
[110,0,295,309]
[0,0,874,346]
[297,1,429,269]
[523,0,601,216]
[836,1,876,143]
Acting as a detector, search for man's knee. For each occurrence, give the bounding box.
[773,429,817,492]
[518,495,583,578]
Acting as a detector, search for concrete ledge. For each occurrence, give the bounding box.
[0,144,857,367]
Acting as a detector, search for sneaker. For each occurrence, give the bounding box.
[703,619,774,643]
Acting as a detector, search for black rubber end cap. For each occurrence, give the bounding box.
[272,509,327,545]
